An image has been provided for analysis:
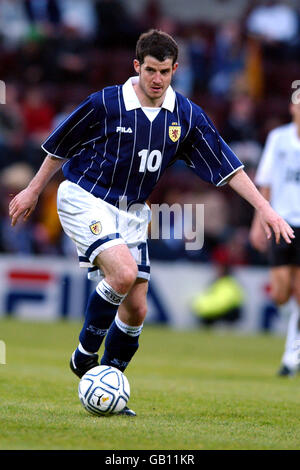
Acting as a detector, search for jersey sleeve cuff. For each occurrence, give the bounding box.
[216,165,244,187]
[41,144,68,160]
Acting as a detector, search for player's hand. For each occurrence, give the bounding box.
[257,202,295,245]
[9,188,39,227]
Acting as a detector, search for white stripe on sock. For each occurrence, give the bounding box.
[78,343,95,355]
[96,279,126,305]
[115,312,143,337]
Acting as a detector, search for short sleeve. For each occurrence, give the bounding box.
[254,129,277,187]
[181,110,244,186]
[41,95,96,159]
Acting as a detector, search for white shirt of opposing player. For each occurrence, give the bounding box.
[255,122,300,226]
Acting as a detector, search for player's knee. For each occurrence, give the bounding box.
[111,264,138,294]
[270,286,291,306]
[129,303,147,325]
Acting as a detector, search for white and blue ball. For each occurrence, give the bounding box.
[78,365,130,416]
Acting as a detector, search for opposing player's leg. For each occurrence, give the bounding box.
[270,266,300,376]
[293,268,300,312]
[71,244,138,378]
[269,266,293,306]
[288,267,300,373]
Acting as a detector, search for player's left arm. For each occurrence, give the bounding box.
[227,168,294,244]
[182,108,293,243]
[249,186,270,253]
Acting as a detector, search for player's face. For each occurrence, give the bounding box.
[133,55,178,106]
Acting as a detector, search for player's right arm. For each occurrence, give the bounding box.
[9,93,100,227]
[9,154,65,226]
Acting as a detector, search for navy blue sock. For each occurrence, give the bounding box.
[100,317,142,372]
[76,281,125,363]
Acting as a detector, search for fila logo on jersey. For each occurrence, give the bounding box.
[89,220,102,235]
[116,126,133,133]
[169,122,181,142]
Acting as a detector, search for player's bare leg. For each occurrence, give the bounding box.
[98,278,148,416]
[270,266,293,306]
[70,244,138,378]
[100,278,148,372]
[270,266,300,376]
[117,278,148,326]
[71,244,144,416]
[94,244,138,295]
[292,267,300,368]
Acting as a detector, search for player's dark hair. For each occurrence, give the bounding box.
[136,29,178,65]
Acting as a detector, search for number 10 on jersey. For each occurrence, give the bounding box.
[138,149,162,173]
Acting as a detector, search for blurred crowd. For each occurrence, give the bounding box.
[0,0,300,266]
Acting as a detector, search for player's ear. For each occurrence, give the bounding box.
[172,62,178,74]
[133,59,141,74]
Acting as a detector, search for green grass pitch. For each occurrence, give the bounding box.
[0,317,299,450]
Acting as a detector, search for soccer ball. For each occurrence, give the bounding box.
[78,365,130,416]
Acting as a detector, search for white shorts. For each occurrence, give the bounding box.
[57,180,151,281]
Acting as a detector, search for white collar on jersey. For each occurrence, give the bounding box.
[122,76,176,112]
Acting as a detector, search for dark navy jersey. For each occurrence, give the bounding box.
[42,77,244,206]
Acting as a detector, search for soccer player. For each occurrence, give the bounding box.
[9,30,294,414]
[250,100,300,376]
